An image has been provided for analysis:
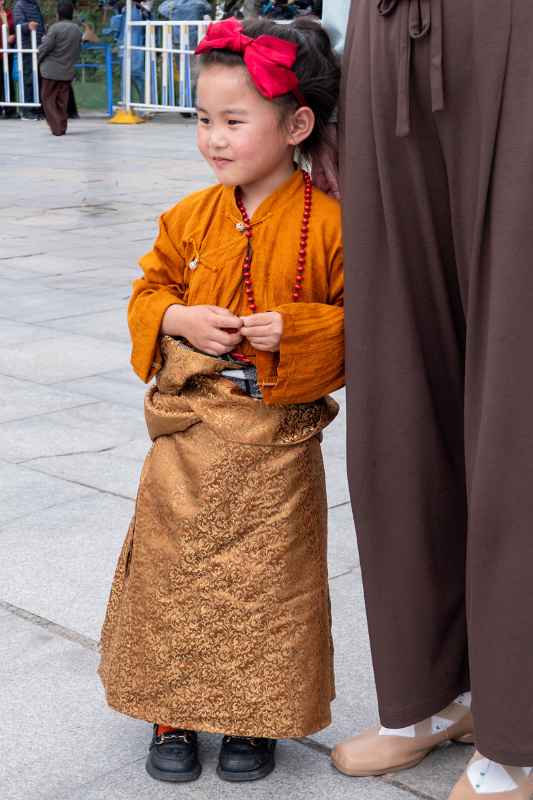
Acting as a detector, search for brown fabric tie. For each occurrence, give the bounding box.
[378,0,444,136]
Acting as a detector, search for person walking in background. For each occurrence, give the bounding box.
[0,0,17,116]
[13,0,44,118]
[38,0,82,135]
[322,1,533,798]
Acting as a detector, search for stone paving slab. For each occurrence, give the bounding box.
[41,401,146,440]
[61,741,416,800]
[38,308,132,343]
[0,334,130,384]
[0,412,139,463]
[28,451,144,500]
[327,503,358,577]
[0,255,121,278]
[0,320,63,347]
[39,268,138,293]
[0,375,96,424]
[56,374,147,410]
[0,416,113,463]
[0,493,133,640]
[324,454,350,507]
[0,288,126,324]
[0,615,147,800]
[0,462,95,526]
[109,436,156,462]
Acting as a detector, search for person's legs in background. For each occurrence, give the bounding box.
[41,77,69,135]
[20,53,42,118]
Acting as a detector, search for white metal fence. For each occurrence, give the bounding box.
[0,24,40,108]
[123,1,208,113]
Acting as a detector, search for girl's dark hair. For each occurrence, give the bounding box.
[197,17,340,158]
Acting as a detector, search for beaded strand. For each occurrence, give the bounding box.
[235,170,313,312]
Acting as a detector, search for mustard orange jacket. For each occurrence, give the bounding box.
[129,169,344,405]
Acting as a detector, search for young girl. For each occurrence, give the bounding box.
[98,15,343,784]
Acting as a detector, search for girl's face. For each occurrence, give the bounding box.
[196,64,297,194]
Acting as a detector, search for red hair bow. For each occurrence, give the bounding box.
[195,18,305,106]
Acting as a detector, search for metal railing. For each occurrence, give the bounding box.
[122,1,208,113]
[1,24,39,108]
[1,12,206,116]
[1,26,115,115]
[76,43,114,117]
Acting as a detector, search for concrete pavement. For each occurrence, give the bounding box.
[0,113,472,800]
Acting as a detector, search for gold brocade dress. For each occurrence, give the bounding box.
[99,340,338,737]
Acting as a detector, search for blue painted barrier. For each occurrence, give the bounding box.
[75,42,114,117]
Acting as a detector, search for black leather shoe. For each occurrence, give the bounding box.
[145,726,201,782]
[217,736,276,782]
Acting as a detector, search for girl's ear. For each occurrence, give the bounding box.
[286,107,316,147]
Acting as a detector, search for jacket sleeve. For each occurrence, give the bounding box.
[128,211,188,383]
[257,245,344,405]
[38,28,55,62]
[322,0,351,56]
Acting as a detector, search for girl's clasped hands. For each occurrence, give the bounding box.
[162,303,283,356]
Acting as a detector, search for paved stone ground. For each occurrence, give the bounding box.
[0,114,472,800]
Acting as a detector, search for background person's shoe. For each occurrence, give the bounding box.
[145,726,201,782]
[217,736,276,782]
[449,752,533,799]
[332,710,474,777]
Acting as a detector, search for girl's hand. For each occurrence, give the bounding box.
[240,312,283,352]
[162,304,243,356]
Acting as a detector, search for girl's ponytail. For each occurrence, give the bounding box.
[285,16,341,156]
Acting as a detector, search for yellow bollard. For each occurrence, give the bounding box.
[109,107,146,124]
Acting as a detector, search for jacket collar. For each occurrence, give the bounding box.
[223,168,305,228]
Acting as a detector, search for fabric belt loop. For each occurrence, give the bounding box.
[378,0,445,137]
[396,0,412,137]
[430,0,445,113]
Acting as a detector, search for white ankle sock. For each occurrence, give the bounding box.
[378,692,471,738]
[467,757,533,794]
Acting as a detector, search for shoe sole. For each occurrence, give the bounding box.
[216,761,276,782]
[332,736,475,778]
[454,733,475,745]
[145,758,202,783]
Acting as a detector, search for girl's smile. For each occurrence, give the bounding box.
[211,157,234,169]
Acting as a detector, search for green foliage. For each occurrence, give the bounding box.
[39,0,220,32]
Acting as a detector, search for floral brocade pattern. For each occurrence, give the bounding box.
[98,340,338,738]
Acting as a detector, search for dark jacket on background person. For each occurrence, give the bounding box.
[38,20,82,81]
[13,0,45,46]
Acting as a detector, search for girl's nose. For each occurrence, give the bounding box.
[209,127,229,149]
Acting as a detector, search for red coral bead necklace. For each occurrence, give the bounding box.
[235,170,313,313]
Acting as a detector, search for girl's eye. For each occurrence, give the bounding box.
[198,117,210,125]
[227,120,242,126]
